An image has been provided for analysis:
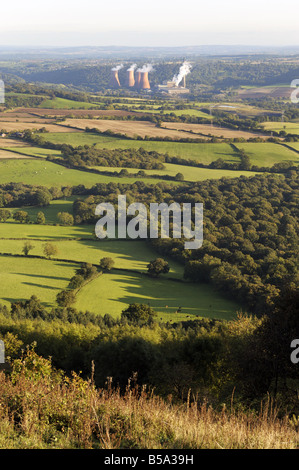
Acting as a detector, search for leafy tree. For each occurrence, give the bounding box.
[22,241,35,256]
[13,211,29,224]
[175,172,185,181]
[68,275,84,290]
[36,211,46,224]
[57,212,74,226]
[147,258,170,278]
[35,189,52,207]
[43,243,58,259]
[99,257,115,272]
[121,303,157,326]
[0,209,11,222]
[56,290,76,307]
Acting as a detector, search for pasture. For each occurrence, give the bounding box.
[233,142,299,166]
[94,163,260,181]
[261,121,299,135]
[74,270,241,322]
[0,158,174,187]
[42,132,241,165]
[0,255,77,309]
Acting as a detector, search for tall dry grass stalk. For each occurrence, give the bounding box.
[0,364,298,449]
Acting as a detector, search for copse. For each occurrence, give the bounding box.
[147,258,170,278]
[121,303,157,326]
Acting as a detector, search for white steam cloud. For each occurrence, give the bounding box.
[127,64,137,71]
[173,61,192,86]
[137,63,154,73]
[111,64,124,71]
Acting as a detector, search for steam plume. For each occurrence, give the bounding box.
[111,64,124,71]
[127,64,137,71]
[137,63,154,73]
[173,61,192,86]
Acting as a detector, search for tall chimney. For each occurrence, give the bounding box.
[135,71,141,89]
[110,70,121,88]
[126,70,135,88]
[140,72,150,90]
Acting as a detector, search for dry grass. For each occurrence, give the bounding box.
[0,121,80,133]
[0,351,297,449]
[162,122,269,140]
[62,118,208,140]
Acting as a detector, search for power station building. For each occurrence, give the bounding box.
[156,79,190,95]
[109,63,190,95]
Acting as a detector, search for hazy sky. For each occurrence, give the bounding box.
[0,0,298,46]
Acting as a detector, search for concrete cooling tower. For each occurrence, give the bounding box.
[110,70,121,88]
[126,70,135,87]
[139,71,150,89]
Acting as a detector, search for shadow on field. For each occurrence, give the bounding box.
[102,271,225,319]
[14,272,70,281]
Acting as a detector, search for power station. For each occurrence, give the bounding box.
[109,61,191,95]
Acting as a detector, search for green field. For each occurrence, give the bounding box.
[0,222,95,240]
[0,237,183,277]
[0,158,176,187]
[10,198,76,224]
[233,142,299,166]
[0,218,242,321]
[39,97,102,109]
[95,163,259,181]
[261,121,299,135]
[41,132,240,165]
[0,255,77,309]
[1,147,61,159]
[75,270,241,322]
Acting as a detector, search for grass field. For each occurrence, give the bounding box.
[0,222,95,240]
[74,270,241,322]
[233,142,299,166]
[39,97,102,109]
[42,133,241,165]
[0,218,242,321]
[0,255,77,309]
[0,158,175,187]
[261,121,299,135]
[95,163,259,181]
[9,198,76,224]
[0,237,183,277]
[0,147,61,159]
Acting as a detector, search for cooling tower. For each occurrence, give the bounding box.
[140,71,150,90]
[110,70,121,88]
[126,70,135,87]
[135,71,141,89]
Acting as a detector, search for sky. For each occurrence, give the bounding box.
[0,0,298,47]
